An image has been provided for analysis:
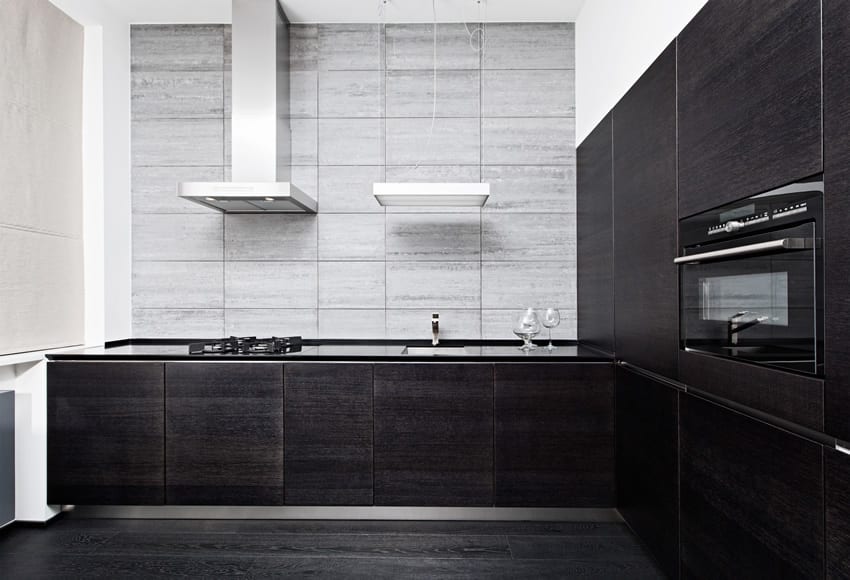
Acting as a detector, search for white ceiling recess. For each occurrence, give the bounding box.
[282,0,585,23]
[80,0,582,24]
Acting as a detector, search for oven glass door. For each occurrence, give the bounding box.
[680,222,819,374]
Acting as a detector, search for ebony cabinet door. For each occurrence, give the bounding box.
[47,362,165,505]
[616,367,679,579]
[494,363,614,507]
[677,0,822,217]
[284,363,373,505]
[165,363,283,505]
[577,114,614,353]
[679,350,824,432]
[612,43,678,380]
[373,364,493,506]
[680,395,824,578]
[826,448,850,579]
[824,0,850,443]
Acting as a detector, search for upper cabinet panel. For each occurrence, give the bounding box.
[613,43,678,379]
[576,115,614,353]
[824,0,850,444]
[677,0,821,217]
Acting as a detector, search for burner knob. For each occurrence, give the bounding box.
[724,220,744,233]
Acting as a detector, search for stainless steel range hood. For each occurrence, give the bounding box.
[178,0,317,214]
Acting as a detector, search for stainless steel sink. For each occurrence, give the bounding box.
[402,346,469,356]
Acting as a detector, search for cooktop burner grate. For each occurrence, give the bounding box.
[188,336,302,355]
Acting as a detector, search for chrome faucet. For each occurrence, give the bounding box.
[432,313,440,346]
[727,311,769,345]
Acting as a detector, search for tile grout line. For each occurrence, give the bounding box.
[221,23,228,335]
[479,22,484,339]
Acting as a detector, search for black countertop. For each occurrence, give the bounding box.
[45,339,613,363]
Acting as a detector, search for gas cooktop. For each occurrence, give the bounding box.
[188,336,302,355]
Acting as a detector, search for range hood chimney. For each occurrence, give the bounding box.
[178,0,317,213]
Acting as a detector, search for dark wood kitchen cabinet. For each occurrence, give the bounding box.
[679,350,824,432]
[494,363,614,507]
[284,363,373,505]
[824,0,850,444]
[616,367,679,579]
[677,0,822,217]
[680,394,824,579]
[577,114,614,354]
[47,362,165,505]
[165,363,283,505]
[612,42,678,380]
[826,448,850,579]
[373,364,493,506]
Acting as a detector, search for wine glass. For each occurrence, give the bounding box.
[542,308,561,351]
[512,308,541,351]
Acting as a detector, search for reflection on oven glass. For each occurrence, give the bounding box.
[699,272,789,326]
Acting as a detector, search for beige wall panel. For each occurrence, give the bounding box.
[0,227,84,354]
[0,0,84,354]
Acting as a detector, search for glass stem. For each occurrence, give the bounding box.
[548,328,552,348]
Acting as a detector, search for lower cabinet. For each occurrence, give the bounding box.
[165,363,283,505]
[47,360,621,509]
[616,367,679,579]
[47,362,165,505]
[679,394,824,578]
[373,364,494,506]
[284,363,373,505]
[827,449,850,579]
[495,363,615,507]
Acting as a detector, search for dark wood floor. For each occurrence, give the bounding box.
[0,518,665,579]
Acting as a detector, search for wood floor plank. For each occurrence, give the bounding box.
[1,553,666,580]
[91,531,513,559]
[507,534,651,561]
[0,519,664,579]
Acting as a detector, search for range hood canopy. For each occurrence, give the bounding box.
[179,0,317,214]
[179,182,317,213]
[374,183,490,207]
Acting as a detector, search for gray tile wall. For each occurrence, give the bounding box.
[131,23,576,340]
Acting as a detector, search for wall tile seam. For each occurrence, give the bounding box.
[0,224,83,241]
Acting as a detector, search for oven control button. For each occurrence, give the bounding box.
[724,220,744,233]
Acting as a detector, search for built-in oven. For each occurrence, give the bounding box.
[676,176,824,376]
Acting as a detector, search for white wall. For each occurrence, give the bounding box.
[575,0,707,144]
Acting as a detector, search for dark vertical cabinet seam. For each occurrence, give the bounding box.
[615,367,680,579]
[577,114,615,353]
[494,363,615,507]
[677,0,822,217]
[823,0,850,444]
[47,362,165,505]
[164,363,284,505]
[613,42,679,380]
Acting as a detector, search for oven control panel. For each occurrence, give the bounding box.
[773,201,808,220]
[707,211,770,236]
[679,177,823,249]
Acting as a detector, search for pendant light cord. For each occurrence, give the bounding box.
[380,0,484,178]
[407,0,439,174]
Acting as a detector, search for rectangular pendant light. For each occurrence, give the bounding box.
[373,183,490,207]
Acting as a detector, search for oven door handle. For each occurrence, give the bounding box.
[674,238,813,264]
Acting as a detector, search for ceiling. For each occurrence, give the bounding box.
[95,0,583,24]
[281,0,586,23]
